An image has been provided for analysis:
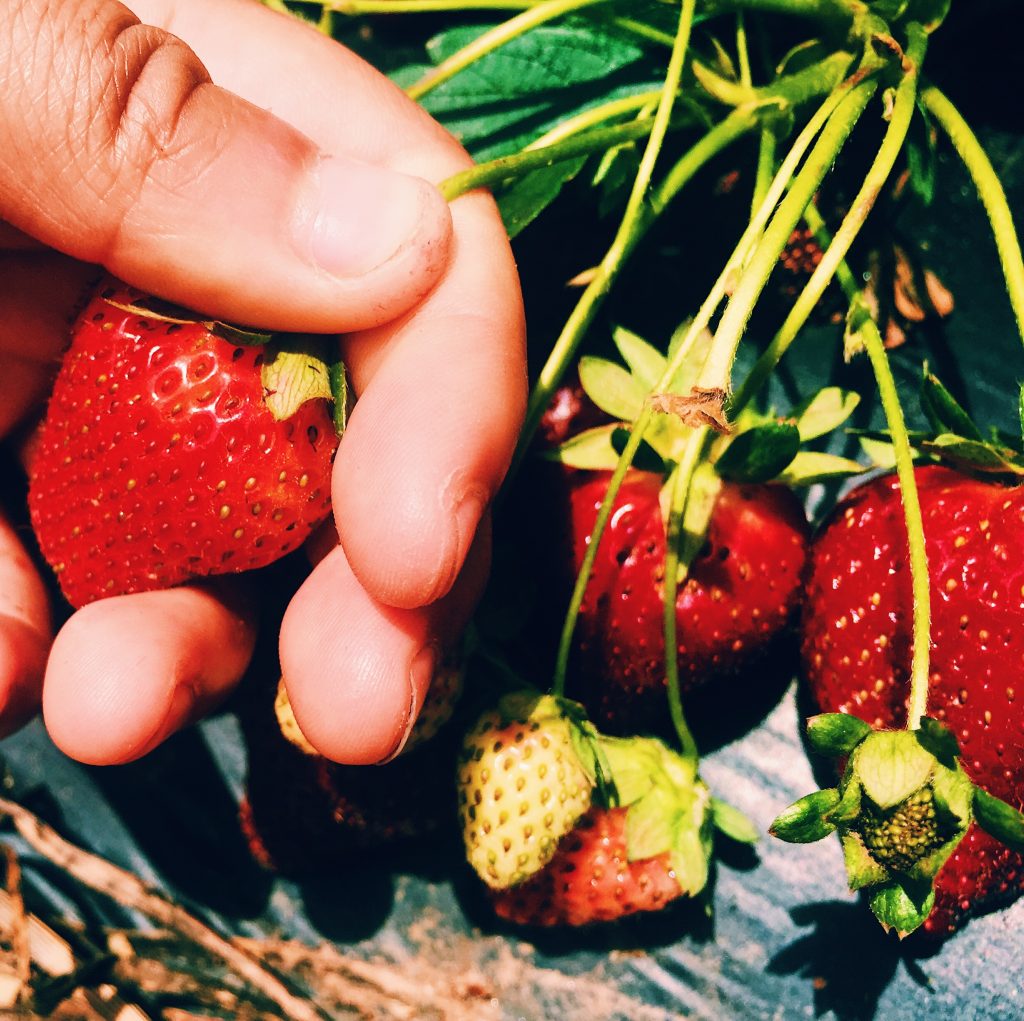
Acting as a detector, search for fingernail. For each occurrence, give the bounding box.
[448,487,487,592]
[296,155,437,278]
[376,644,436,764]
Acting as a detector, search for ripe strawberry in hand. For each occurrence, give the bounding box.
[28,279,343,607]
[796,464,1024,937]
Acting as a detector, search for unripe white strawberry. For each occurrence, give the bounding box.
[457,690,598,890]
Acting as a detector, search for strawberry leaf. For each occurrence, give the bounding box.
[792,388,861,441]
[328,360,350,439]
[920,434,1024,476]
[920,370,984,441]
[868,878,935,938]
[770,789,841,843]
[710,797,758,844]
[973,787,1024,852]
[670,803,714,896]
[778,452,867,487]
[550,424,621,470]
[930,763,974,825]
[610,426,665,474]
[578,356,647,422]
[212,322,275,346]
[824,778,862,825]
[674,462,722,571]
[499,158,589,238]
[261,337,334,421]
[806,713,872,756]
[853,732,936,810]
[714,421,800,483]
[665,319,715,392]
[597,736,660,808]
[914,716,960,768]
[612,326,666,391]
[625,788,677,862]
[841,831,889,890]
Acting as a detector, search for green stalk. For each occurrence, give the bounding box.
[550,65,869,697]
[695,75,875,392]
[660,430,707,764]
[527,90,663,149]
[752,126,776,217]
[736,11,753,89]
[547,0,699,697]
[802,208,931,728]
[732,23,927,413]
[440,114,673,200]
[516,52,856,478]
[798,196,933,729]
[922,85,1024,349]
[710,0,865,24]
[328,0,546,13]
[406,0,607,101]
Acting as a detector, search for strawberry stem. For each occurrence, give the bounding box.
[438,112,690,203]
[510,52,856,483]
[548,0,702,697]
[693,71,876,395]
[406,0,608,101]
[661,430,707,764]
[730,22,928,415]
[800,206,933,731]
[921,85,1024,352]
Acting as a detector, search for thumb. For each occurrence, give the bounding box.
[0,0,452,331]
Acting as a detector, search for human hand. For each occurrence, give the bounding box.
[0,0,525,765]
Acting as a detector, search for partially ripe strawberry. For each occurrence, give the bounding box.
[240,674,452,873]
[29,279,341,607]
[457,691,598,889]
[571,469,809,731]
[801,465,1024,936]
[491,805,683,926]
[488,732,750,927]
[273,662,463,759]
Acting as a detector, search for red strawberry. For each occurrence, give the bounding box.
[490,805,683,926]
[801,464,1024,937]
[570,469,809,731]
[28,279,340,607]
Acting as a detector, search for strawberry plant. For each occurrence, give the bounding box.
[236,0,1024,948]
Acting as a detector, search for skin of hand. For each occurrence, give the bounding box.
[0,0,526,766]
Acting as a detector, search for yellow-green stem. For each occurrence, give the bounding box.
[328,0,545,13]
[439,114,675,201]
[548,0,699,697]
[527,90,663,149]
[695,75,876,391]
[406,0,607,101]
[922,85,1024,351]
[731,23,927,414]
[660,430,708,764]
[797,203,931,728]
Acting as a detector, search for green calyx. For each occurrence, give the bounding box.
[551,322,866,490]
[771,718,976,936]
[774,716,1024,936]
[598,733,757,897]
